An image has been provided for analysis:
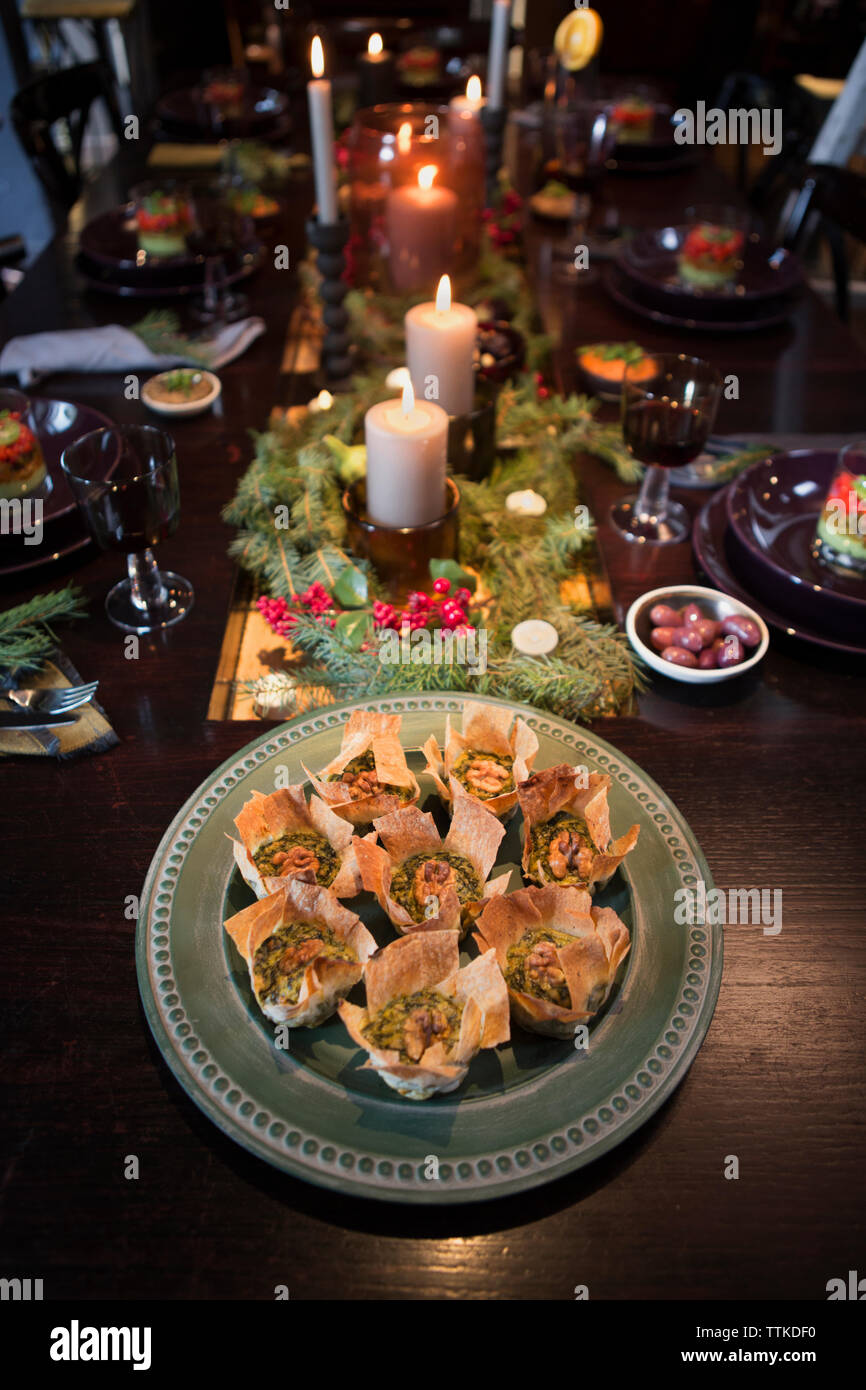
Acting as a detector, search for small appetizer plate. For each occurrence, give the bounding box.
[626,583,769,685]
[142,369,221,417]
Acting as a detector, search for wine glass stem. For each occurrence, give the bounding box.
[634,464,670,525]
[127,549,166,612]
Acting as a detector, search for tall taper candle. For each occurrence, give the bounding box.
[308,36,338,224]
[487,0,511,110]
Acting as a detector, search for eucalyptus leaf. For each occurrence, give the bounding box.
[429,558,476,593]
[333,563,369,608]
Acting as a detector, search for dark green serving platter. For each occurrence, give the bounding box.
[137,694,722,1203]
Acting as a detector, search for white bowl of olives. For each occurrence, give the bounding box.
[626,583,769,684]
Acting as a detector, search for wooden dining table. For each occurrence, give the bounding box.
[1,132,864,1304]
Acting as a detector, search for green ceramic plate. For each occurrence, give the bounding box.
[137,694,721,1203]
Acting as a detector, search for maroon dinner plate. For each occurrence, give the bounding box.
[618,225,803,314]
[603,264,795,334]
[725,450,866,636]
[692,485,866,655]
[0,398,115,576]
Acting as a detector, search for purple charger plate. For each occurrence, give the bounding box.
[603,265,795,334]
[693,486,866,655]
[0,397,115,576]
[618,226,803,315]
[726,450,866,639]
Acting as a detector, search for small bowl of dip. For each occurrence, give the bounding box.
[142,368,221,417]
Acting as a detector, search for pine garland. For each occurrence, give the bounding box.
[0,585,87,673]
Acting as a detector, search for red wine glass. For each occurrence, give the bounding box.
[610,353,721,544]
[61,424,194,632]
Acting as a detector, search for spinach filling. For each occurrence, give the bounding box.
[327,749,412,802]
[252,829,339,885]
[389,850,482,923]
[527,810,594,883]
[505,927,577,1008]
[363,987,464,1063]
[253,920,356,1008]
[451,748,514,800]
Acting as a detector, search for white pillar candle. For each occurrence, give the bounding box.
[487,0,511,110]
[364,380,449,527]
[386,164,458,293]
[307,36,338,224]
[449,74,485,116]
[405,274,477,418]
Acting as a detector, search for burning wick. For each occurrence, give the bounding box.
[401,380,415,416]
[417,165,437,191]
[435,274,451,314]
[311,35,324,78]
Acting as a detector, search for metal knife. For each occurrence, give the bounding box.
[0,711,78,730]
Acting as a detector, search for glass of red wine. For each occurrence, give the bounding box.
[537,101,616,276]
[186,181,255,325]
[610,353,722,544]
[61,425,194,632]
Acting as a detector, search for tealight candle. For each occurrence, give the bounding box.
[307,37,338,224]
[405,274,477,418]
[364,380,449,528]
[308,389,334,412]
[512,619,559,656]
[506,489,547,516]
[386,164,458,293]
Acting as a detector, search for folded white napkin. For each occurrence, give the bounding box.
[0,316,266,386]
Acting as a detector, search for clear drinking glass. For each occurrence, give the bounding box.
[61,425,194,632]
[610,353,721,544]
[537,101,616,274]
[186,181,254,325]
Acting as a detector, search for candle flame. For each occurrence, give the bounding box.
[435,274,451,313]
[368,32,383,57]
[311,35,325,78]
[400,380,415,415]
[397,121,412,155]
[466,75,482,102]
[417,164,437,190]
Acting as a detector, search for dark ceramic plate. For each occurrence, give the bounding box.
[76,246,262,300]
[618,226,803,313]
[693,486,866,655]
[0,398,114,576]
[603,265,795,335]
[610,106,702,173]
[726,450,866,637]
[156,84,288,138]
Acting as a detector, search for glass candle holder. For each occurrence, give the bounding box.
[342,476,460,600]
[346,103,483,293]
[447,391,498,482]
[812,441,866,578]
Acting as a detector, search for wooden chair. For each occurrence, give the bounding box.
[10,60,124,216]
[778,162,866,323]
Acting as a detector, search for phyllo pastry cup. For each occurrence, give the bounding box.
[224,879,377,1027]
[518,765,639,891]
[231,784,371,899]
[354,797,509,938]
[303,709,420,827]
[422,699,539,820]
[474,884,631,1038]
[338,929,510,1099]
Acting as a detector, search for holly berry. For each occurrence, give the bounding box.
[432,577,451,595]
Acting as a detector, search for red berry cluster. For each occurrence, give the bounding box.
[534,370,552,402]
[257,583,337,637]
[372,578,475,634]
[482,188,523,250]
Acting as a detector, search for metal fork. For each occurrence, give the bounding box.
[0,682,99,714]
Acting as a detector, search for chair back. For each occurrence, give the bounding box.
[11,61,122,213]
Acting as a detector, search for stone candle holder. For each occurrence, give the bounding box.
[342,477,460,600]
[305,215,352,384]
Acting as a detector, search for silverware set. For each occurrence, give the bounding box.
[0,681,98,730]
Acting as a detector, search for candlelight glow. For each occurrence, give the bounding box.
[368,32,383,57]
[466,75,482,102]
[397,122,412,155]
[401,380,416,415]
[311,35,324,79]
[435,274,451,313]
[417,164,437,190]
[315,389,333,410]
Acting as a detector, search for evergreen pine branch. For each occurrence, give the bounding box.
[131,310,211,366]
[0,585,87,673]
